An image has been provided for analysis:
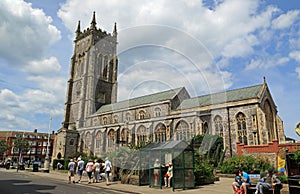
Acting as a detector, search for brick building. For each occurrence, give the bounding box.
[0,129,55,163]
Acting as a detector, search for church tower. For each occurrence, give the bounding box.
[53,12,118,159]
[63,11,118,130]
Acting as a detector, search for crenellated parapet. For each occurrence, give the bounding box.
[75,11,117,44]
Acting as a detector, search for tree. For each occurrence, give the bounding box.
[13,137,30,162]
[0,140,10,159]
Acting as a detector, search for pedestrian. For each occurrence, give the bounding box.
[67,159,76,184]
[76,157,85,183]
[104,157,112,186]
[85,159,94,184]
[164,163,173,187]
[254,168,281,194]
[93,159,101,183]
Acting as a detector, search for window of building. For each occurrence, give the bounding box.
[120,129,129,145]
[113,115,119,123]
[136,126,147,146]
[85,132,92,149]
[108,130,115,148]
[23,134,28,138]
[95,132,102,149]
[15,134,20,138]
[175,120,190,140]
[202,122,208,134]
[103,117,108,125]
[154,123,166,142]
[154,107,161,117]
[214,115,223,137]
[138,110,146,120]
[69,139,74,146]
[236,112,248,145]
[125,112,131,121]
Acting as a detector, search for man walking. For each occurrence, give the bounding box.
[67,159,76,184]
[76,157,85,183]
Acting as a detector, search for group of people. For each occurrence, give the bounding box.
[153,159,173,187]
[232,168,281,194]
[67,157,112,186]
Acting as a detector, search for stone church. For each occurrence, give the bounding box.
[52,13,286,160]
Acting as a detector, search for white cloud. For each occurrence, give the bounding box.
[272,10,300,30]
[289,51,300,62]
[0,0,61,64]
[24,57,61,75]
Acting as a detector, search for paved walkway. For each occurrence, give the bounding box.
[0,168,289,194]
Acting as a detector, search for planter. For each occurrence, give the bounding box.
[195,177,215,185]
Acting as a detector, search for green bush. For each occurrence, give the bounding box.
[220,155,273,174]
[194,157,214,185]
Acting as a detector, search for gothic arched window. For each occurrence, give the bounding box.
[136,126,147,146]
[138,110,146,120]
[236,112,248,145]
[125,112,131,121]
[103,117,108,125]
[113,115,119,123]
[85,132,92,149]
[202,122,208,134]
[154,123,166,142]
[214,115,223,137]
[121,129,129,145]
[95,132,102,149]
[154,107,161,117]
[108,129,115,148]
[175,120,190,140]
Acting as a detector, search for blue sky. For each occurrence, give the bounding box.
[0,0,300,140]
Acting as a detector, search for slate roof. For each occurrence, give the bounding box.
[95,84,265,114]
[176,84,264,110]
[96,87,185,114]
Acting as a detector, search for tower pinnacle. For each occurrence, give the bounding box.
[113,22,117,37]
[90,11,97,30]
[76,20,81,37]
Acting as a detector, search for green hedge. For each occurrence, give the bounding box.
[220,155,273,174]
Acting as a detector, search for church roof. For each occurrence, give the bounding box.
[96,87,185,114]
[177,84,264,110]
[96,83,265,114]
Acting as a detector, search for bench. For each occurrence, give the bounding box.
[247,174,282,194]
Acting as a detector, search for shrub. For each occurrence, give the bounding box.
[220,155,273,174]
[194,156,214,185]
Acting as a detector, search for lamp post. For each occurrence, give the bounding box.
[43,115,51,173]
